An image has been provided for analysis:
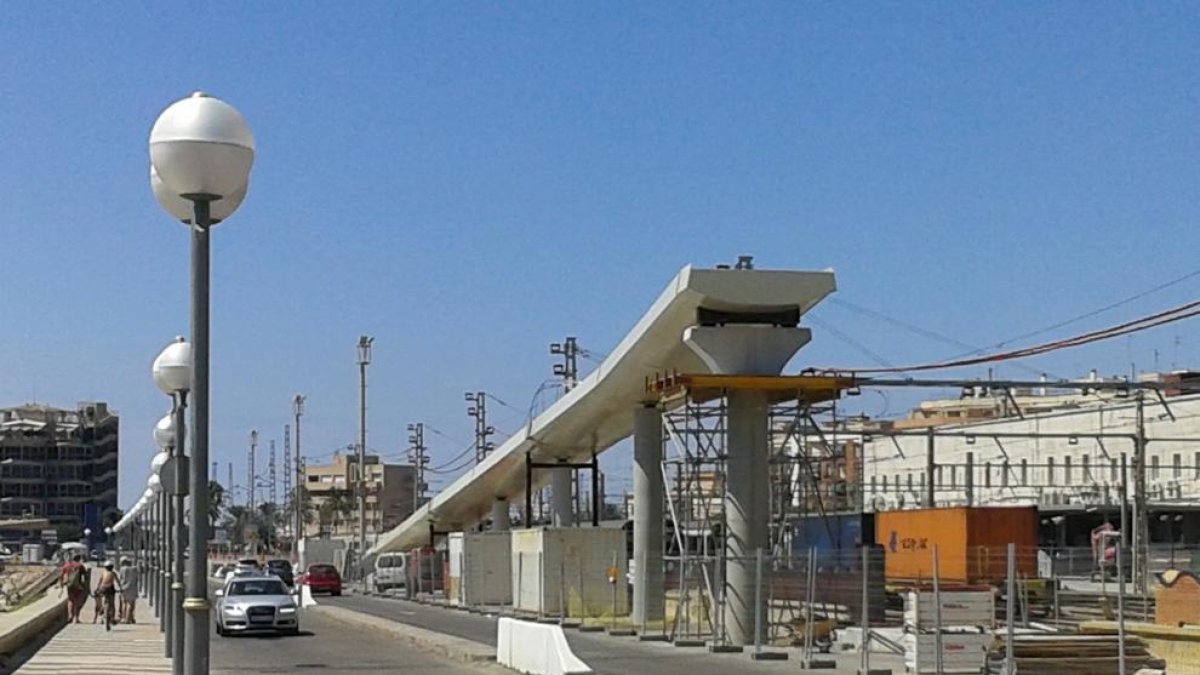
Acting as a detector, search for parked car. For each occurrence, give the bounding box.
[372,552,406,593]
[214,576,299,636]
[265,559,294,587]
[299,563,342,596]
[225,563,261,586]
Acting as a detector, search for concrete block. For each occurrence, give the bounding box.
[496,617,593,675]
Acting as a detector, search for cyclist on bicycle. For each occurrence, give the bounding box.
[95,561,121,631]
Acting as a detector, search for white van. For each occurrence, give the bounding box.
[373,552,407,593]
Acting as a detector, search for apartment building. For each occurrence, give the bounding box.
[0,402,119,537]
[302,452,416,539]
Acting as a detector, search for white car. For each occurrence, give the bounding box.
[214,576,299,636]
[224,564,260,586]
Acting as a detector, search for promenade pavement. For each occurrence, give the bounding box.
[13,620,169,674]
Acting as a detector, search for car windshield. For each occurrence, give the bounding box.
[228,579,288,596]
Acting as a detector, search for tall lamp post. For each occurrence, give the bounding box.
[154,337,191,675]
[356,336,373,587]
[150,91,254,675]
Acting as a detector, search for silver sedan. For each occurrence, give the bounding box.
[214,576,300,636]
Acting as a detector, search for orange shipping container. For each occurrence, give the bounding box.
[874,506,1038,585]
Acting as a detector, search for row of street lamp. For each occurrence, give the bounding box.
[107,92,256,675]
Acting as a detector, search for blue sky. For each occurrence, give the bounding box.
[2,4,1200,509]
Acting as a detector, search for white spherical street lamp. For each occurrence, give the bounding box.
[149,94,253,668]
[151,450,170,476]
[154,414,176,451]
[149,92,255,202]
[152,338,193,396]
[148,474,163,493]
[151,165,248,225]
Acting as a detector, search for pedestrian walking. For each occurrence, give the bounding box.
[60,555,87,623]
[94,561,120,630]
[118,558,139,624]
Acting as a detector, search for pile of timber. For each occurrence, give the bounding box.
[985,634,1165,674]
[1054,590,1155,627]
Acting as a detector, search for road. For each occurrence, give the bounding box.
[210,607,487,674]
[321,594,904,675]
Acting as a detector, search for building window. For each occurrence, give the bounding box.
[1064,456,1072,485]
[937,466,943,487]
[1174,453,1183,478]
[919,472,926,492]
[1152,455,1160,480]
[950,466,957,489]
[985,463,992,488]
[1082,455,1091,483]
[907,474,913,491]
[1047,457,1055,485]
[882,475,889,493]
[1020,459,1028,486]
[870,476,876,495]
[1111,458,1119,482]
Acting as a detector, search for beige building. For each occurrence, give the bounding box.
[303,453,415,539]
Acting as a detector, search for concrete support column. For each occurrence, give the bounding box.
[723,390,770,646]
[551,466,573,527]
[491,498,511,532]
[632,404,664,625]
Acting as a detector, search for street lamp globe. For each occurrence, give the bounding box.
[151,449,170,475]
[152,337,193,396]
[149,92,255,203]
[151,165,248,224]
[153,413,176,450]
[148,473,163,493]
[143,488,156,501]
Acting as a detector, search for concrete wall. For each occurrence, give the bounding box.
[512,527,628,618]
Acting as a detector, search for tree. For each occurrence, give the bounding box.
[208,481,226,529]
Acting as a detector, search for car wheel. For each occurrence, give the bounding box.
[285,626,300,636]
[215,623,226,637]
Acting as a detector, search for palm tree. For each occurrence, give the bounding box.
[222,505,251,548]
[208,481,226,529]
[324,491,353,534]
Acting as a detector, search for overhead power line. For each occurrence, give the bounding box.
[829,297,1200,374]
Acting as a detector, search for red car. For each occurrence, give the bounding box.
[300,564,342,596]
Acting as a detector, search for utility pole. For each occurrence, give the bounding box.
[248,430,258,511]
[227,463,233,500]
[356,336,374,583]
[465,392,496,463]
[283,425,292,539]
[407,423,428,515]
[552,337,582,517]
[1134,391,1148,596]
[269,440,277,507]
[550,337,580,391]
[293,395,305,556]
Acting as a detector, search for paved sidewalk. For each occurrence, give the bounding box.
[14,619,169,674]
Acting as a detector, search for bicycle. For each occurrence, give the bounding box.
[96,589,117,631]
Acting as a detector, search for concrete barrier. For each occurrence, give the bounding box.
[0,591,67,661]
[496,617,592,675]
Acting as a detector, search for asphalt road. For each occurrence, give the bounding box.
[320,594,904,675]
[210,608,488,674]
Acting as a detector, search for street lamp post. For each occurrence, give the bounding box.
[356,336,373,589]
[154,337,191,675]
[151,91,254,675]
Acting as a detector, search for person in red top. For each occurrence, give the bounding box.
[60,554,88,623]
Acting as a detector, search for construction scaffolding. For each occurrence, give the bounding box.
[651,373,864,645]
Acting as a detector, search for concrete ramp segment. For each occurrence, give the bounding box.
[367,264,836,556]
[497,617,593,675]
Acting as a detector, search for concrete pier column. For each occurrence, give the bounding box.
[723,389,770,645]
[632,404,665,625]
[491,498,511,531]
[551,465,574,526]
[683,322,810,646]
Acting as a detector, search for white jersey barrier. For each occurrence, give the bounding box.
[496,617,592,675]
